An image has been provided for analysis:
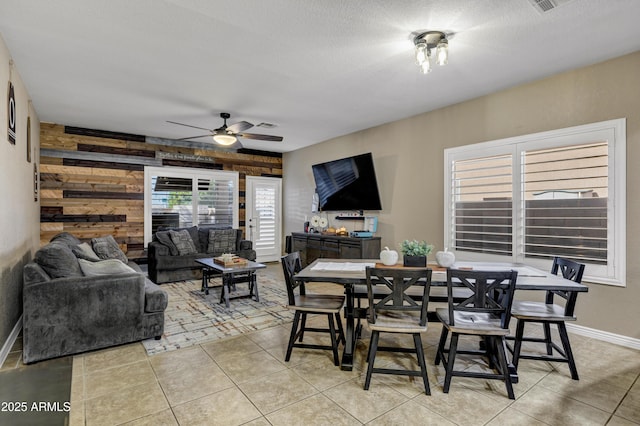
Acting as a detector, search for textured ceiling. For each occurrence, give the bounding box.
[1,0,640,152]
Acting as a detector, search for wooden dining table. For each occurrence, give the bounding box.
[294,258,588,372]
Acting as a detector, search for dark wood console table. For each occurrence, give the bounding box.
[290,232,381,267]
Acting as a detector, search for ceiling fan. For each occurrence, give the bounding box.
[167,112,283,147]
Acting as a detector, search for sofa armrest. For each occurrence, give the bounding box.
[149,241,170,257]
[144,279,168,313]
[239,239,253,250]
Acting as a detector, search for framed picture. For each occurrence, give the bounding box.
[7,81,16,144]
[34,163,38,202]
[27,116,31,162]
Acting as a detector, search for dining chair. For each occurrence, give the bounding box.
[363,267,432,394]
[435,268,518,399]
[508,257,585,380]
[280,252,346,366]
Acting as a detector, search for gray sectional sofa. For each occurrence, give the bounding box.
[148,225,256,284]
[22,232,168,364]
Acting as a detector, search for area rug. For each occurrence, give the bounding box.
[142,274,294,356]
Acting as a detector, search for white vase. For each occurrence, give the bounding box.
[435,249,455,267]
[379,246,399,265]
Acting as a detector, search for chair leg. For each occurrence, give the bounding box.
[435,326,449,365]
[327,313,340,366]
[413,333,431,395]
[511,319,526,369]
[299,313,307,342]
[443,333,459,393]
[543,322,553,355]
[558,322,579,380]
[364,331,380,390]
[495,336,515,400]
[335,313,346,344]
[286,311,301,362]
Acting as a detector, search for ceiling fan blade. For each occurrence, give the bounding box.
[237,132,283,142]
[227,121,254,133]
[166,120,212,132]
[176,134,212,141]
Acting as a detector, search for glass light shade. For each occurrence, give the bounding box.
[212,133,237,146]
[415,42,427,65]
[436,39,448,66]
[420,56,432,74]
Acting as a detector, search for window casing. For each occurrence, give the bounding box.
[144,166,239,246]
[444,119,626,286]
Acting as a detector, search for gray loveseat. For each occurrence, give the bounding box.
[22,233,168,364]
[148,226,256,284]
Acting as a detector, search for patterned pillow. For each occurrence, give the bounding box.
[91,235,129,264]
[169,229,198,255]
[154,231,179,256]
[207,228,237,255]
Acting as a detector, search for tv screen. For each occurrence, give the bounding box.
[312,152,383,211]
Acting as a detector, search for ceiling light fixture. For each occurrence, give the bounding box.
[413,31,449,74]
[212,133,237,145]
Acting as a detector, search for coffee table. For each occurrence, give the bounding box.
[195,258,266,308]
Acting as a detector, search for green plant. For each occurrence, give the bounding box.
[399,240,434,257]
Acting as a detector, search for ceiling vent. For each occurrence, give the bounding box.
[527,0,575,13]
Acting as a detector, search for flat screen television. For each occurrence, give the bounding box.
[312,152,383,212]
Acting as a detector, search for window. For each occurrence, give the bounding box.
[444,119,626,286]
[144,166,239,246]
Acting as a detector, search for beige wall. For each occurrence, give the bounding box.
[0,34,41,349]
[283,51,640,339]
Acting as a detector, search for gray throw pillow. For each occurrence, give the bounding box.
[72,242,102,262]
[78,258,136,276]
[91,235,129,264]
[207,228,237,255]
[50,232,82,248]
[169,229,198,255]
[35,242,84,278]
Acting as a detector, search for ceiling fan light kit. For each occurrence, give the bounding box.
[413,30,449,74]
[212,133,237,145]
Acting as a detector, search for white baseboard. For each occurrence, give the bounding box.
[566,323,640,350]
[0,315,22,367]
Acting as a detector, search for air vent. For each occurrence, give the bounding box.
[256,122,277,128]
[527,0,575,13]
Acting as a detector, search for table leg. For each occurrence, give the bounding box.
[340,283,356,371]
[201,268,210,295]
[252,272,260,302]
[223,274,231,308]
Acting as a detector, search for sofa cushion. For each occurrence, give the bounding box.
[155,252,210,270]
[154,231,179,256]
[72,242,102,262]
[91,235,129,264]
[169,229,198,255]
[35,242,84,279]
[50,232,82,248]
[207,228,238,255]
[78,258,137,276]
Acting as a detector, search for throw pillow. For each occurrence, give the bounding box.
[34,242,84,278]
[154,230,179,256]
[49,232,82,248]
[207,228,237,255]
[169,229,198,255]
[91,235,129,264]
[72,242,102,262]
[78,258,136,276]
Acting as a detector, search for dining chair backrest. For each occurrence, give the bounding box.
[281,252,306,306]
[365,267,432,327]
[446,269,518,329]
[548,257,586,316]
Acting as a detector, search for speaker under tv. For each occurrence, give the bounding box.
[311,152,382,212]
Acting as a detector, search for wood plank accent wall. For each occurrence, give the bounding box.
[39,123,283,256]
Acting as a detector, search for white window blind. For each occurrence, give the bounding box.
[253,185,277,250]
[445,119,626,286]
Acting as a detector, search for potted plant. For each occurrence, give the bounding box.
[400,240,434,267]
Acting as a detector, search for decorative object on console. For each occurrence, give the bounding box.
[379,246,399,266]
[400,239,434,267]
[435,248,456,267]
[336,226,349,236]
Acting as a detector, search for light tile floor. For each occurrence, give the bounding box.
[4,265,640,425]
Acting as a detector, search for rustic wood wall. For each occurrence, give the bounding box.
[39,123,282,257]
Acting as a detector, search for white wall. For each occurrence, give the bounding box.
[0,34,40,350]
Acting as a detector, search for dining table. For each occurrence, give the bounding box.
[294,258,589,373]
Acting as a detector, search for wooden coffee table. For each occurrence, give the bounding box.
[195,258,266,308]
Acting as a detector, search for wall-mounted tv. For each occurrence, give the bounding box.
[312,152,383,212]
